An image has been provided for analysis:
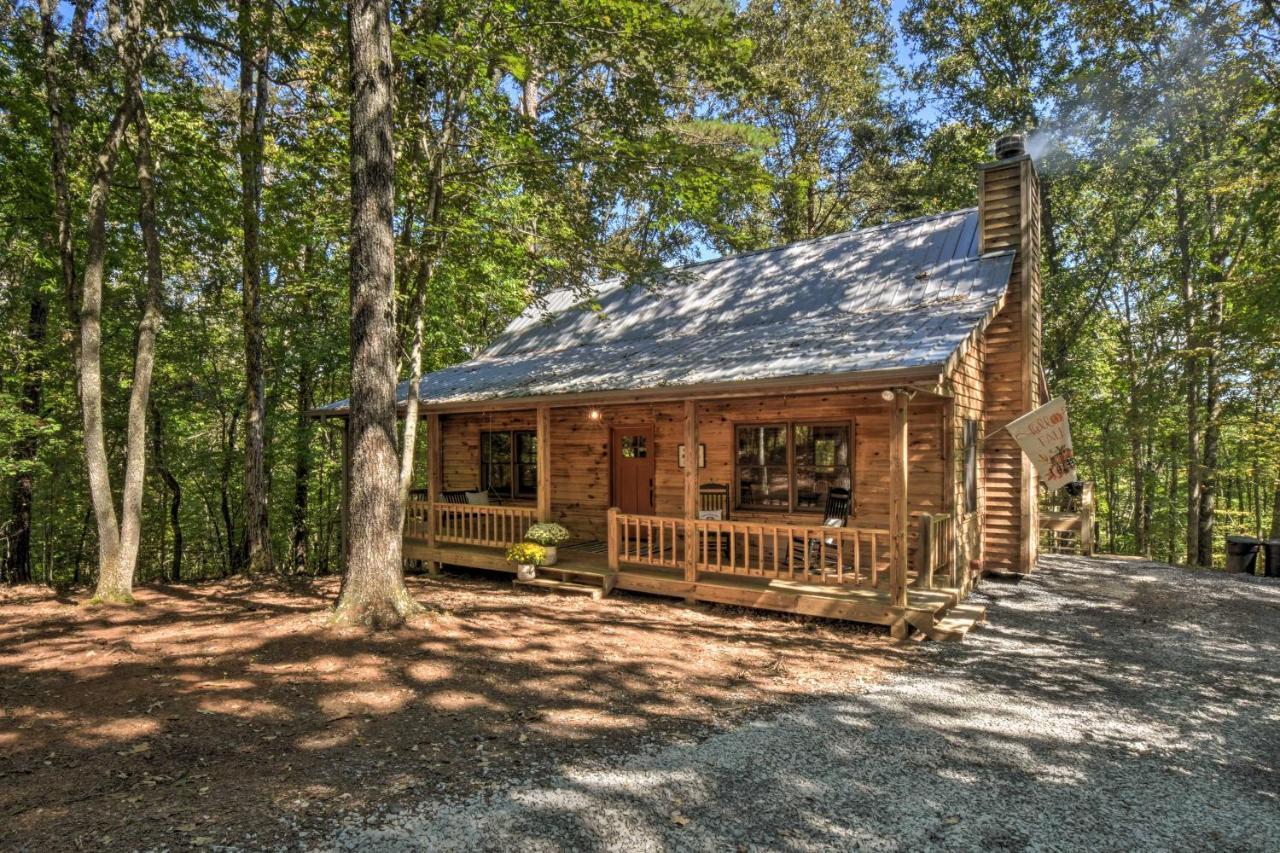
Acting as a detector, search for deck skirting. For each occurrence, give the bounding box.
[405,539,967,631]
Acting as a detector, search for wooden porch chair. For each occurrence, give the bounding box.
[698,483,730,520]
[699,483,731,560]
[792,487,852,575]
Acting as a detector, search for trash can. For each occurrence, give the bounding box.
[1225,535,1261,575]
[1263,540,1280,578]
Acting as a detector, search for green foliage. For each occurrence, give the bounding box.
[524,522,571,546]
[0,0,1276,585]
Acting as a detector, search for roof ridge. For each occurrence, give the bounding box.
[667,208,978,274]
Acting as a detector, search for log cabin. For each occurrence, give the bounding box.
[316,134,1045,639]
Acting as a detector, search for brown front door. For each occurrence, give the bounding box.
[612,426,655,515]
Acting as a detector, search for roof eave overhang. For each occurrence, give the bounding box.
[308,362,946,419]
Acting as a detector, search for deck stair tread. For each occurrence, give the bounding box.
[539,564,615,580]
[924,604,987,641]
[514,577,607,600]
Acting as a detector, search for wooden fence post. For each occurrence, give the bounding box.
[607,507,620,571]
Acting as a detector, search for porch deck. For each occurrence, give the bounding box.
[403,536,974,637]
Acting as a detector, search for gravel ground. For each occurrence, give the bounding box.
[314,555,1280,852]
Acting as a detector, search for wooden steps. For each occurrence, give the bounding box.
[514,563,618,600]
[921,604,986,641]
[514,577,608,600]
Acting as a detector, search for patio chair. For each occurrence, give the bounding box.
[699,483,731,561]
[792,487,852,576]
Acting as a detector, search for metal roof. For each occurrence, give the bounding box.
[318,209,1015,413]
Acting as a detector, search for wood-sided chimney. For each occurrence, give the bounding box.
[978,132,1043,576]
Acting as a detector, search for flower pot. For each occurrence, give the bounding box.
[542,546,558,566]
[516,563,537,581]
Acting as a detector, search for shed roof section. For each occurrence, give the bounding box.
[320,209,1015,412]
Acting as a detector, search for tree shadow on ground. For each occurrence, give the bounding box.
[0,568,909,849]
[328,555,1280,851]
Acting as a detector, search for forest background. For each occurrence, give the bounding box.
[1,0,1276,585]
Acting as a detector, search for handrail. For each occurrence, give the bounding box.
[691,517,890,587]
[405,500,536,549]
[611,511,683,570]
[606,509,890,588]
[916,512,954,589]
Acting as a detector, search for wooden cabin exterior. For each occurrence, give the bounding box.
[318,137,1045,638]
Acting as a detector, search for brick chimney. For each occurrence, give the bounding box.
[979,133,1043,576]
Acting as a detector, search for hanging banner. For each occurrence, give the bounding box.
[1006,397,1077,492]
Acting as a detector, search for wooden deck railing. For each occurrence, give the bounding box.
[610,512,684,570]
[606,508,891,588]
[915,512,954,589]
[404,500,536,549]
[691,518,891,587]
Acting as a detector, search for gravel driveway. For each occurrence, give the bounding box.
[318,555,1280,852]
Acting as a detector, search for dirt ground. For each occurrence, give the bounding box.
[0,568,904,850]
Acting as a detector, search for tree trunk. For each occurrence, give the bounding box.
[239,0,273,575]
[1166,444,1178,564]
[291,351,313,573]
[218,409,241,575]
[334,0,417,626]
[1197,282,1223,567]
[78,86,141,601]
[1175,181,1201,567]
[110,95,166,598]
[1270,462,1280,540]
[151,403,183,582]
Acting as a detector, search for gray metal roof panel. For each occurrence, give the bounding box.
[317,209,1015,412]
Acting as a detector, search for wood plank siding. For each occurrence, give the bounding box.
[436,392,947,556]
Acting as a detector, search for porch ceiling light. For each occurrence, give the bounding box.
[588,409,602,421]
[880,389,896,401]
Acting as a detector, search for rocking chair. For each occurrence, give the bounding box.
[792,487,852,575]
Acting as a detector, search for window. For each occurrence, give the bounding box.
[621,434,647,458]
[481,430,537,499]
[963,419,979,513]
[735,423,851,512]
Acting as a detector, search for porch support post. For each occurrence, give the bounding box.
[889,390,910,609]
[536,405,551,522]
[683,399,698,590]
[426,413,441,551]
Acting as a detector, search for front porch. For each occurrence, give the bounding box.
[339,384,986,636]
[403,512,978,638]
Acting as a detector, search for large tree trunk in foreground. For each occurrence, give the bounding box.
[334,0,417,626]
[239,0,273,575]
[77,0,162,603]
[78,98,138,601]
